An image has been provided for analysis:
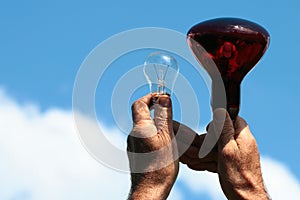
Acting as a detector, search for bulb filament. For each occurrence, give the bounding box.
[153,64,170,94]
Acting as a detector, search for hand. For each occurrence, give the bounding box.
[127,94,178,200]
[180,108,270,200]
[214,108,269,200]
[173,121,218,173]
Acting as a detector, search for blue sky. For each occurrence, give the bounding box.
[1,0,300,199]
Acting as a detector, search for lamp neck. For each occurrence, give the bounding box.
[211,80,240,120]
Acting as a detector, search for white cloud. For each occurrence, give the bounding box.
[0,88,299,200]
[261,157,300,199]
[0,89,130,200]
[176,157,300,200]
[177,165,226,200]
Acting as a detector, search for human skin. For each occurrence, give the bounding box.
[127,93,269,200]
[180,108,270,200]
[127,94,179,200]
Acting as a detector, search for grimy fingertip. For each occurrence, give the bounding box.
[158,95,171,108]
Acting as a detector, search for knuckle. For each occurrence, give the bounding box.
[222,124,233,134]
[221,143,236,159]
[131,100,140,111]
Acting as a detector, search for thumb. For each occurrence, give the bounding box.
[154,95,173,136]
[212,108,235,148]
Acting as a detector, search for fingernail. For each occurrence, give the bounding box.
[158,96,171,107]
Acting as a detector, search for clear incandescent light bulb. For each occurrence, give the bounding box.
[143,51,179,99]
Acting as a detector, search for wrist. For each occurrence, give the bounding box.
[236,190,270,200]
[128,173,175,200]
[129,183,171,200]
[233,182,270,200]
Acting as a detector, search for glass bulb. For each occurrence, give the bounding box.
[187,18,270,120]
[143,51,179,97]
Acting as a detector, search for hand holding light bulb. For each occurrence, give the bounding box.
[128,49,270,199]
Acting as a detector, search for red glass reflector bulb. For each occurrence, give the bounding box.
[187,18,270,119]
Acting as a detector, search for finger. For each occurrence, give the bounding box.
[233,116,256,147]
[129,123,157,138]
[213,108,235,148]
[173,121,219,159]
[173,121,201,146]
[177,140,200,158]
[179,144,218,162]
[186,162,217,173]
[234,116,248,137]
[199,128,219,158]
[179,137,218,161]
[131,93,153,125]
[192,133,206,147]
[179,154,191,164]
[154,95,173,135]
[182,145,200,158]
[174,123,205,157]
[180,154,205,165]
[180,152,217,165]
